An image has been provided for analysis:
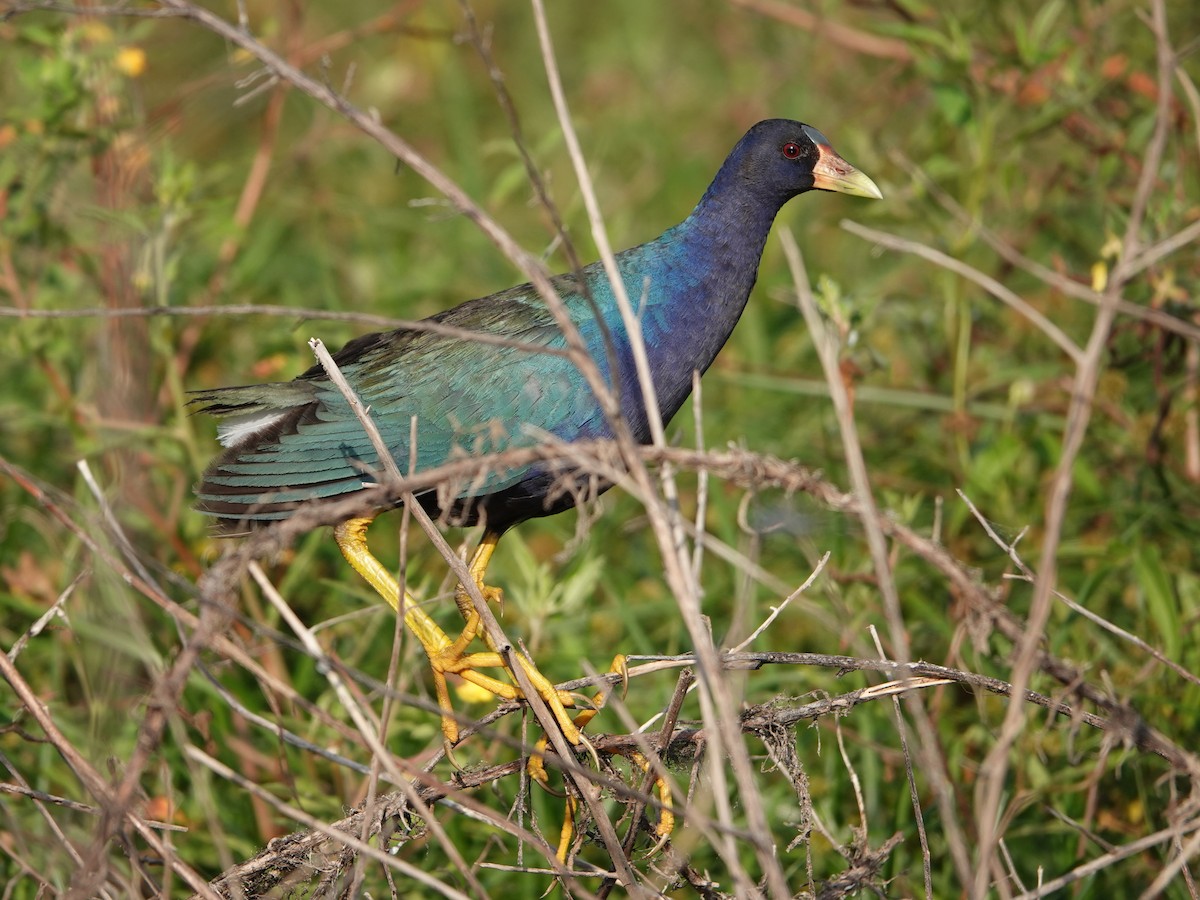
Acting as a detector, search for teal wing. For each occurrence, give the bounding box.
[193,278,608,522]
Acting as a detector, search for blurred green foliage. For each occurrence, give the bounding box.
[1,0,1198,895]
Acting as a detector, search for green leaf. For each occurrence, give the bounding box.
[1134,543,1179,661]
[933,84,972,127]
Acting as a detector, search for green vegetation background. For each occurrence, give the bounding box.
[1,0,1198,895]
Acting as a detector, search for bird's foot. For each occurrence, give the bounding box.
[451,582,504,644]
[552,747,675,864]
[628,750,676,840]
[427,643,579,746]
[523,655,656,863]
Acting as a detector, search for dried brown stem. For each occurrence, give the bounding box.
[191,646,1177,897]
[971,3,1181,893]
[728,0,913,61]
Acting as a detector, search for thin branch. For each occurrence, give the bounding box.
[0,652,220,899]
[1139,825,1200,900]
[972,3,1181,894]
[690,370,709,582]
[184,745,474,900]
[869,625,933,900]
[2,2,188,18]
[6,569,85,662]
[0,304,573,358]
[247,561,486,896]
[192,645,1169,896]
[1008,819,1200,900]
[529,0,774,894]
[884,153,1200,345]
[958,489,1200,690]
[727,0,913,61]
[1125,217,1200,278]
[456,0,584,276]
[730,551,830,653]
[839,220,1085,364]
[780,228,977,891]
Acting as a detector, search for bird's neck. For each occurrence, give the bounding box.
[678,179,784,287]
[658,198,777,345]
[611,182,787,433]
[690,162,790,243]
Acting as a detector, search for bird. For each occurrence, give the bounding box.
[193,118,881,748]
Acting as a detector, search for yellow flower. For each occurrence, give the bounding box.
[115,47,146,78]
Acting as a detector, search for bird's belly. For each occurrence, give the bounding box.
[427,458,613,533]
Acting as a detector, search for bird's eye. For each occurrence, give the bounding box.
[781,141,803,159]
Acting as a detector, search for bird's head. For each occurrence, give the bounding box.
[726,118,882,205]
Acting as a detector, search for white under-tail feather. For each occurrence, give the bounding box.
[216,410,292,448]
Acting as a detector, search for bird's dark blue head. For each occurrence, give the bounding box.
[704,118,882,210]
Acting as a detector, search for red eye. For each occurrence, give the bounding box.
[782,141,802,159]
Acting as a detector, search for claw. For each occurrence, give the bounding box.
[613,653,629,701]
[629,750,675,840]
[443,737,463,770]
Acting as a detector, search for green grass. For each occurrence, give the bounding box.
[2,0,1199,896]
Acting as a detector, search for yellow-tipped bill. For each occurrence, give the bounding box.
[811,142,883,200]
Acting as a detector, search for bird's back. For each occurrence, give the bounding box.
[194,230,751,527]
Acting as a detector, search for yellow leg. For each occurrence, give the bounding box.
[628,751,675,839]
[530,656,667,863]
[443,531,502,657]
[557,792,580,862]
[556,765,674,864]
[333,516,579,745]
[450,529,581,743]
[553,749,674,863]
[530,654,627,785]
